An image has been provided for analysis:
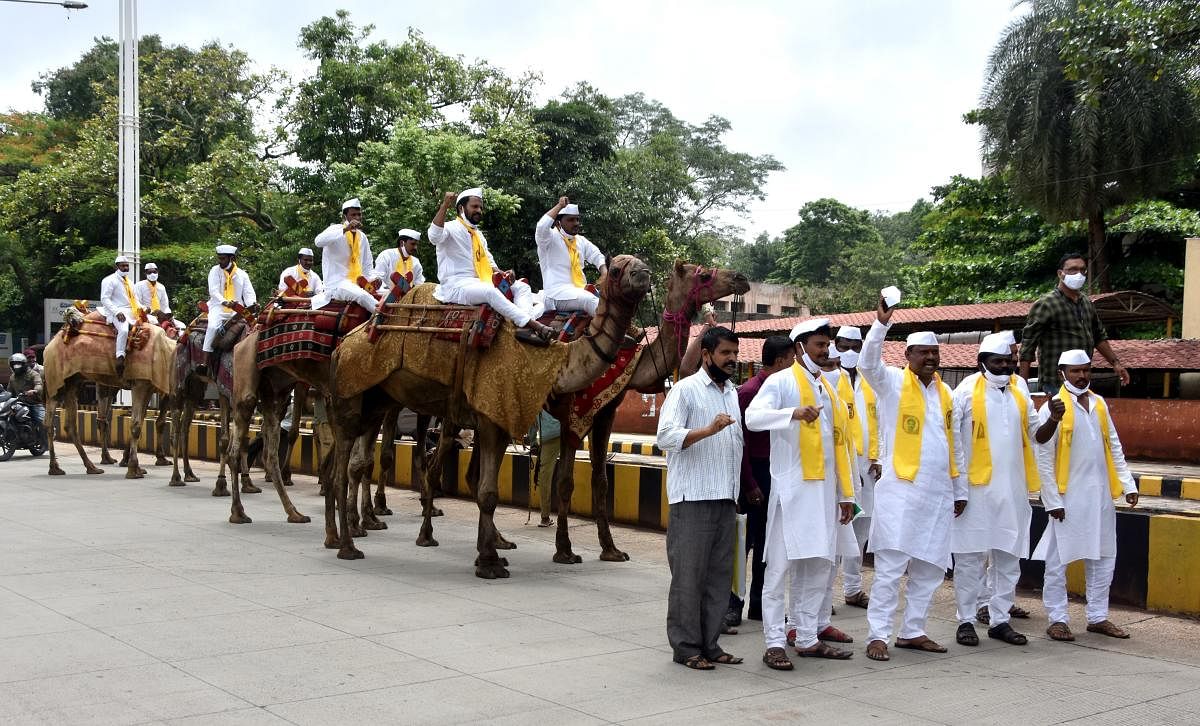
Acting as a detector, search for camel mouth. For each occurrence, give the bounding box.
[731,274,751,294]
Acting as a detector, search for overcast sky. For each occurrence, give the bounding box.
[1,0,1022,238]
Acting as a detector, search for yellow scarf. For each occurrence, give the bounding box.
[968,375,1039,492]
[120,275,142,317]
[146,281,161,312]
[222,264,237,302]
[344,229,362,281]
[394,251,413,276]
[461,219,492,282]
[1056,388,1123,499]
[835,373,878,459]
[561,232,586,287]
[295,265,309,282]
[893,367,959,482]
[790,363,854,497]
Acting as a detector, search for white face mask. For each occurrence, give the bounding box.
[146,273,159,282]
[1062,379,1091,395]
[982,370,1011,388]
[221,261,233,270]
[801,352,821,376]
[1062,272,1086,291]
[839,350,860,369]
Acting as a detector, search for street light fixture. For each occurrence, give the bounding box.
[0,0,88,8]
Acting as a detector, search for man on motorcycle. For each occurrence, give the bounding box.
[6,353,44,440]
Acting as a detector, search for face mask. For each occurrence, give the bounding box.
[801,352,822,376]
[839,350,860,369]
[1062,272,1086,291]
[146,273,159,282]
[221,261,233,270]
[983,370,1011,388]
[11,365,25,375]
[1062,379,1090,395]
[117,269,129,278]
[705,359,732,384]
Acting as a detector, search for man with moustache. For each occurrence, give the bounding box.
[313,198,378,314]
[535,196,607,315]
[372,229,426,291]
[278,248,324,297]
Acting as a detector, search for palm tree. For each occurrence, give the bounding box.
[973,0,1200,291]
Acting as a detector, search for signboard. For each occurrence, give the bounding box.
[44,298,80,344]
[0,331,11,358]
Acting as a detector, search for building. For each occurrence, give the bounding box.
[709,281,808,321]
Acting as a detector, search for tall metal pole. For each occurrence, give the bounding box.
[117,0,139,282]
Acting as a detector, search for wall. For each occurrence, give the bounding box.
[611,392,664,436]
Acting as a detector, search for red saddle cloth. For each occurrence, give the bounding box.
[255,300,371,369]
[534,311,592,343]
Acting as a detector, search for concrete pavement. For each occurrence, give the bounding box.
[1,447,1198,725]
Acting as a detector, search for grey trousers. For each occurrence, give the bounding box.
[666,499,736,663]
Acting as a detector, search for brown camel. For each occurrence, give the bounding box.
[90,385,173,472]
[167,317,261,495]
[329,254,653,574]
[550,261,749,564]
[43,308,175,479]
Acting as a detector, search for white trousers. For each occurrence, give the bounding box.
[817,559,836,631]
[764,556,830,649]
[954,550,1020,626]
[841,515,871,596]
[113,319,130,357]
[439,279,533,327]
[327,282,379,314]
[1042,548,1115,625]
[202,309,235,353]
[866,549,945,643]
[544,289,599,316]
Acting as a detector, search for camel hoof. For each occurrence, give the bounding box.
[100,455,116,465]
[494,539,517,551]
[476,555,510,567]
[241,483,262,494]
[212,487,230,497]
[324,534,339,549]
[364,520,387,531]
[350,527,368,538]
[475,562,510,579]
[118,458,128,468]
[48,465,66,476]
[155,457,171,467]
[337,547,365,560]
[283,479,294,487]
[86,467,105,475]
[415,535,439,548]
[287,513,311,524]
[375,505,393,516]
[553,552,583,565]
[184,473,200,483]
[431,507,444,517]
[600,550,631,562]
[168,476,185,487]
[229,512,252,524]
[125,470,143,480]
[137,467,147,476]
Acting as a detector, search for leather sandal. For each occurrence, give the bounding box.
[1046,622,1075,641]
[988,622,1028,645]
[762,647,793,670]
[956,623,979,646]
[975,605,990,625]
[894,636,947,653]
[844,591,869,608]
[681,654,714,670]
[818,625,854,643]
[1086,620,1130,639]
[865,639,890,661]
[710,652,743,665]
[796,642,853,659]
[1009,605,1031,619]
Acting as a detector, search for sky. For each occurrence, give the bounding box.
[0,0,1023,239]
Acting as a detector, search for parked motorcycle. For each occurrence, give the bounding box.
[0,391,46,461]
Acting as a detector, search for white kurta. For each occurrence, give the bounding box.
[534,214,605,301]
[428,218,499,303]
[1031,392,1136,564]
[859,320,967,569]
[134,280,172,315]
[745,365,854,562]
[950,372,1038,558]
[100,272,135,323]
[277,265,324,296]
[372,248,426,288]
[313,223,374,309]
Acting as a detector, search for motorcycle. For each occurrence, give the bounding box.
[0,391,46,461]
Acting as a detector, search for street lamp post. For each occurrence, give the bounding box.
[0,0,87,7]
[117,0,139,283]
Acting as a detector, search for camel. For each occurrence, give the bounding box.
[43,307,175,479]
[87,385,173,473]
[167,316,262,495]
[550,261,749,564]
[329,254,653,574]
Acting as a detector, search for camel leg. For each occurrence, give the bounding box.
[65,383,104,475]
[552,432,583,564]
[213,396,232,496]
[169,396,195,487]
[346,436,367,537]
[98,388,117,465]
[589,400,629,561]
[465,445,515,551]
[47,391,66,475]
[259,394,309,524]
[327,396,363,559]
[357,432,387,531]
[154,397,171,466]
[123,384,149,479]
[281,390,302,487]
[226,397,254,523]
[373,408,400,516]
[474,422,511,579]
[239,396,262,494]
[416,428,442,547]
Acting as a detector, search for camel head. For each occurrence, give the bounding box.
[663,259,751,320]
[595,254,653,310]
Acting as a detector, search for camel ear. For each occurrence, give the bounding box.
[674,259,686,275]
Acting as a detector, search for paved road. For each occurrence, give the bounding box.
[1,448,1198,725]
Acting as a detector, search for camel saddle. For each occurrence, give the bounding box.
[367,273,529,349]
[61,308,151,352]
[255,297,373,369]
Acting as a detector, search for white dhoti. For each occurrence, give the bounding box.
[842,515,871,596]
[543,288,599,316]
[202,308,235,352]
[866,549,946,643]
[762,502,831,650]
[954,550,1021,626]
[312,279,377,314]
[434,278,534,327]
[1039,527,1116,626]
[104,307,133,357]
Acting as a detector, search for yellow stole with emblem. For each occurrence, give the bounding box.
[968,375,1039,491]
[120,275,142,317]
[394,250,413,276]
[146,281,161,312]
[344,229,362,281]
[790,363,854,497]
[893,367,958,482]
[1056,388,1122,499]
[836,373,879,459]
[561,232,586,287]
[222,264,237,302]
[460,219,492,282]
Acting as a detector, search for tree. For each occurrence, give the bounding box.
[972,0,1200,291]
[727,232,786,282]
[771,199,882,286]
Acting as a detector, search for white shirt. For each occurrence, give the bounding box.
[373,248,426,288]
[950,372,1039,557]
[1032,390,1135,563]
[207,264,256,312]
[427,218,498,301]
[534,215,605,299]
[860,319,968,568]
[656,368,743,504]
[277,265,324,296]
[100,272,136,321]
[314,223,374,287]
[746,364,854,561]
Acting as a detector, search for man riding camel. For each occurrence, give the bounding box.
[278,247,324,298]
[535,196,607,316]
[135,262,185,335]
[201,244,256,374]
[99,255,142,377]
[372,229,426,292]
[313,198,377,313]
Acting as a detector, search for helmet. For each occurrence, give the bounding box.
[9,353,27,365]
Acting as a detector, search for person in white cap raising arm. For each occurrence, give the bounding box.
[535,196,607,316]
[1032,349,1138,643]
[312,198,378,313]
[134,262,184,334]
[858,292,968,661]
[201,245,256,374]
[429,188,553,345]
[99,255,142,377]
[278,247,324,297]
[372,229,426,292]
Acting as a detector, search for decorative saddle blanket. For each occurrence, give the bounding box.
[255,300,372,369]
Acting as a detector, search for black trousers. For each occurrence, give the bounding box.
[729,457,771,619]
[667,498,736,663]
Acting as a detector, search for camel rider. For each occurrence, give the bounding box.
[201,244,256,373]
[278,247,324,297]
[100,255,141,377]
[372,229,426,292]
[135,262,185,334]
[7,352,45,434]
[536,197,607,316]
[429,188,553,345]
[312,198,377,313]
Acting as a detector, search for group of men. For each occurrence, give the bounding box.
[94,188,613,372]
[658,253,1138,671]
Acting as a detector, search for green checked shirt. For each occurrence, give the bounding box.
[1020,287,1108,392]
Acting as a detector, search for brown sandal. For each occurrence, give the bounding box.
[1009,605,1031,619]
[796,642,853,659]
[818,625,854,643]
[865,639,890,661]
[1046,622,1075,641]
[762,647,794,670]
[1086,620,1130,639]
[844,591,870,608]
[710,652,744,665]
[682,654,714,670]
[894,636,947,653]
